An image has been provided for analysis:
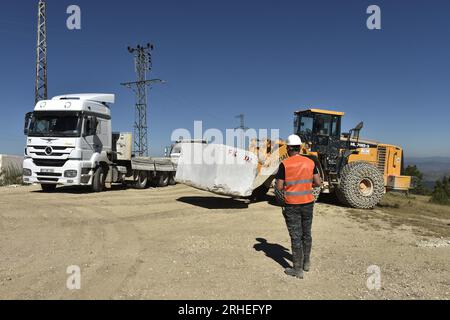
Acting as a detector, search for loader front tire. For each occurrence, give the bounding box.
[337,162,385,209]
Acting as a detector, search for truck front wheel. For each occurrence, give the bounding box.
[92,166,106,192]
[41,184,57,192]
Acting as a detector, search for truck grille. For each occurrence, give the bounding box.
[32,146,68,151]
[37,178,58,182]
[377,146,387,174]
[37,172,62,177]
[33,159,67,167]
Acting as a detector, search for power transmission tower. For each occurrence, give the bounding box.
[235,114,249,149]
[121,43,164,157]
[35,0,48,104]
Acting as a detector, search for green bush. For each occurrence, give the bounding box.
[0,165,23,186]
[403,165,430,195]
[430,177,450,206]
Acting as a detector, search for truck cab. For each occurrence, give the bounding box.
[23,94,124,192]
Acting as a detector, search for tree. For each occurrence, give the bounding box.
[430,178,450,205]
[443,176,450,197]
[403,165,429,195]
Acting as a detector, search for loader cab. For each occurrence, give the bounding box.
[294,109,345,173]
[295,109,344,153]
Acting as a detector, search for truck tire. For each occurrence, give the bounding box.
[168,173,176,186]
[134,171,149,189]
[157,172,169,187]
[92,166,106,192]
[337,162,385,209]
[41,184,57,192]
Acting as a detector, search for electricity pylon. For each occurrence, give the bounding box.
[35,0,48,104]
[121,43,164,157]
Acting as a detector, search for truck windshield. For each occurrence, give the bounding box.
[28,112,82,137]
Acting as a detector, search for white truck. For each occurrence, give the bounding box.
[23,93,177,192]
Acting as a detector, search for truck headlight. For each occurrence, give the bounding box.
[23,168,32,177]
[64,170,78,178]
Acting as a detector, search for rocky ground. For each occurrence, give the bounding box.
[0,184,448,299]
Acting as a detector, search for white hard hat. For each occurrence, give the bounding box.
[286,134,302,146]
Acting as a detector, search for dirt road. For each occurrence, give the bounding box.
[0,184,449,299]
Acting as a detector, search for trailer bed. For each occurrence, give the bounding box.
[131,157,177,172]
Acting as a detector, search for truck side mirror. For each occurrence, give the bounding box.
[24,112,33,135]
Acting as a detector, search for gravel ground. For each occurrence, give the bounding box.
[0,184,448,300]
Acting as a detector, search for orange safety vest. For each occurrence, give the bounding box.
[282,155,315,205]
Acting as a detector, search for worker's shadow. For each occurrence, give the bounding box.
[253,238,292,269]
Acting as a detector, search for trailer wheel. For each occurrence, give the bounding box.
[157,172,169,187]
[134,171,149,189]
[168,173,176,186]
[41,184,57,192]
[337,162,385,209]
[92,166,106,192]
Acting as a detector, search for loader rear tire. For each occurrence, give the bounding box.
[337,162,385,209]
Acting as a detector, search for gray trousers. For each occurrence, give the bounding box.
[282,203,314,262]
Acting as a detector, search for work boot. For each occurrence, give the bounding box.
[303,242,312,272]
[284,247,304,279]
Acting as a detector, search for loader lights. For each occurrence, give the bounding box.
[64,170,78,178]
[23,168,32,177]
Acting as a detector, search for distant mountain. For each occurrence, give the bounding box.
[405,157,450,187]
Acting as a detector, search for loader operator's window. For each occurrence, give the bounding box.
[299,116,313,134]
[331,116,340,137]
[315,114,332,136]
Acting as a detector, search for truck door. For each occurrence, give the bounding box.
[81,116,99,160]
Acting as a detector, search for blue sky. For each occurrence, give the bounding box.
[0,0,449,157]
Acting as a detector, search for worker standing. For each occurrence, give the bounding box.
[275,135,322,279]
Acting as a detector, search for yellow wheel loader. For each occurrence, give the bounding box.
[250,109,414,209]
